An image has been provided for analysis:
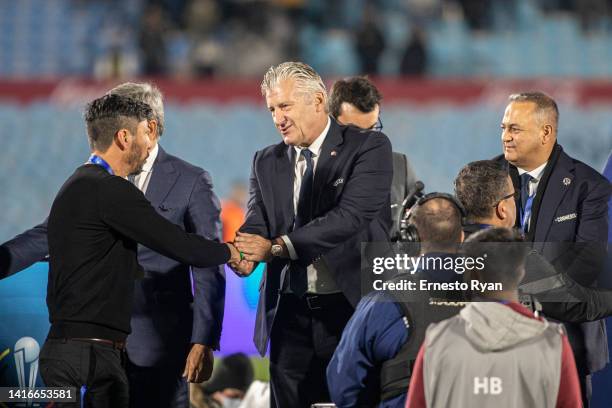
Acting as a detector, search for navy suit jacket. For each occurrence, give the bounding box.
[0,146,225,366]
[496,143,612,373]
[240,119,394,356]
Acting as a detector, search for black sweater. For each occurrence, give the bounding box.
[47,164,230,341]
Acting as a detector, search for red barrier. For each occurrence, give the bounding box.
[0,78,611,105]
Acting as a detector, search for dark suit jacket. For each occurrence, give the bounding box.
[495,143,612,373]
[0,146,225,365]
[240,119,394,356]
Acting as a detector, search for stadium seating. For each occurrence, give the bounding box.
[0,0,610,78]
[0,101,609,239]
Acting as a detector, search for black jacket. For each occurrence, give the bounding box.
[494,144,612,374]
[46,164,229,341]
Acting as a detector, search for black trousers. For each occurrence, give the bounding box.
[39,338,129,408]
[126,357,188,408]
[269,293,354,408]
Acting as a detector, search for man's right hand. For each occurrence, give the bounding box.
[226,242,242,264]
[229,259,256,277]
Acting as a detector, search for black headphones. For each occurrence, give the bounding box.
[401,192,467,244]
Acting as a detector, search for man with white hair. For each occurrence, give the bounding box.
[0,83,225,408]
[231,62,394,407]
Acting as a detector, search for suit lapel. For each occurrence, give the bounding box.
[145,146,179,206]
[532,147,573,245]
[273,144,296,232]
[313,121,343,204]
[506,145,569,244]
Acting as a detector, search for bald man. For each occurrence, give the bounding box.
[327,194,465,408]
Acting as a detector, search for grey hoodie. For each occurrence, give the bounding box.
[461,302,550,351]
[422,302,565,408]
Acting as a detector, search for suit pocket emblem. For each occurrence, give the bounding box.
[555,213,577,223]
[333,178,344,187]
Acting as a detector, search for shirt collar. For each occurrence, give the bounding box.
[141,143,159,173]
[294,117,331,157]
[517,161,547,182]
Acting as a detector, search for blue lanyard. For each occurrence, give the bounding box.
[475,223,493,230]
[87,154,114,175]
[520,193,535,233]
[80,385,87,408]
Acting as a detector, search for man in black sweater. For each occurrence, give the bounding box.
[38,94,240,407]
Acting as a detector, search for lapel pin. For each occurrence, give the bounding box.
[563,177,571,186]
[331,150,337,157]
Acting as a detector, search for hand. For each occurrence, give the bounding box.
[226,242,242,264]
[229,259,256,277]
[182,344,214,383]
[234,232,272,262]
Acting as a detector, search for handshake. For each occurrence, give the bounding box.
[226,232,283,277]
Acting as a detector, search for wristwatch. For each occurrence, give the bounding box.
[271,242,284,257]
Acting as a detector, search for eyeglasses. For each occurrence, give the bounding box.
[493,191,519,207]
[369,116,383,132]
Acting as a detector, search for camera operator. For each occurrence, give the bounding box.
[327,193,466,408]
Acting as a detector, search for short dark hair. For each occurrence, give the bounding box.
[329,76,382,119]
[464,227,527,289]
[84,94,153,152]
[508,91,559,129]
[413,197,463,252]
[454,160,509,222]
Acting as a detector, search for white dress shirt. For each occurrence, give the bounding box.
[281,118,340,294]
[517,161,547,230]
[133,143,159,194]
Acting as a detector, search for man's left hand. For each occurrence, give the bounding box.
[234,232,273,262]
[182,344,214,383]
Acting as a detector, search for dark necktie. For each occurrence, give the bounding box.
[290,149,314,296]
[294,149,314,229]
[520,173,534,232]
[520,173,533,213]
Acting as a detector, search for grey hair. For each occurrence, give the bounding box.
[261,62,328,111]
[508,91,559,130]
[108,82,165,137]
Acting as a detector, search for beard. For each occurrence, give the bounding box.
[126,141,147,176]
